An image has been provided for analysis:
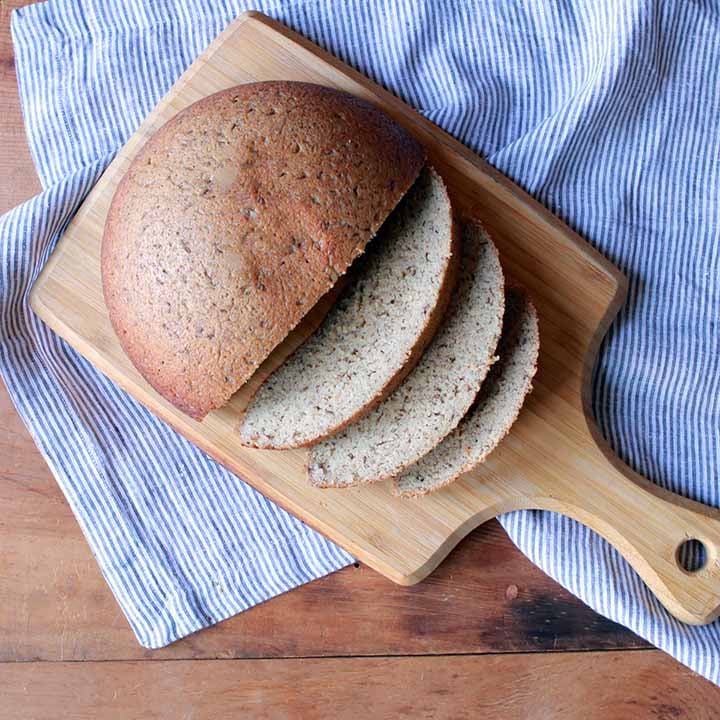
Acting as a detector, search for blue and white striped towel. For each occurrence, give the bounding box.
[3,0,719,682]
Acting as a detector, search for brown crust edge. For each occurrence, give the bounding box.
[307,222,506,489]
[101,168,213,421]
[101,81,426,421]
[393,288,540,498]
[238,166,460,449]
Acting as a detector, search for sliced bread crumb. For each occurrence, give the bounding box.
[308,222,505,488]
[394,287,539,497]
[238,166,457,448]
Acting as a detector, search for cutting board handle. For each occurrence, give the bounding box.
[516,444,720,625]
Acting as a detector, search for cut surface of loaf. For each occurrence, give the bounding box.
[238,166,457,448]
[308,223,505,488]
[102,81,425,419]
[394,288,539,497]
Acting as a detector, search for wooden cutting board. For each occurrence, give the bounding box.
[30,11,720,625]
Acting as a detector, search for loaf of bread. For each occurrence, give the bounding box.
[394,288,539,497]
[102,81,425,419]
[307,223,505,488]
[238,166,458,448]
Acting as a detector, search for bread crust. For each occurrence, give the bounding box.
[102,81,425,419]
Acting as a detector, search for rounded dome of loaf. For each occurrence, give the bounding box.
[102,81,425,419]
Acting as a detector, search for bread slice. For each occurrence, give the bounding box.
[102,82,425,419]
[394,288,539,497]
[238,166,458,449]
[308,222,505,488]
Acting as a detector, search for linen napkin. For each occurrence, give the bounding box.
[3,0,719,682]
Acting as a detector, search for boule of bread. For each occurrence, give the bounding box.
[102,81,425,419]
[308,222,505,488]
[394,288,539,497]
[238,166,458,448]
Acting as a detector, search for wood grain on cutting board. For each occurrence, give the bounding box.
[29,11,720,625]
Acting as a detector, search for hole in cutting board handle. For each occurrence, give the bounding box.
[676,539,708,573]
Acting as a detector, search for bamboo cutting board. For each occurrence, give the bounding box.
[30,11,720,625]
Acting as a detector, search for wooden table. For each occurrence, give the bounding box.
[1,3,718,717]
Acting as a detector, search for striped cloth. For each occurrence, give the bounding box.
[3,0,719,682]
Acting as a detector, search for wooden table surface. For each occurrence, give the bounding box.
[1,2,718,717]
